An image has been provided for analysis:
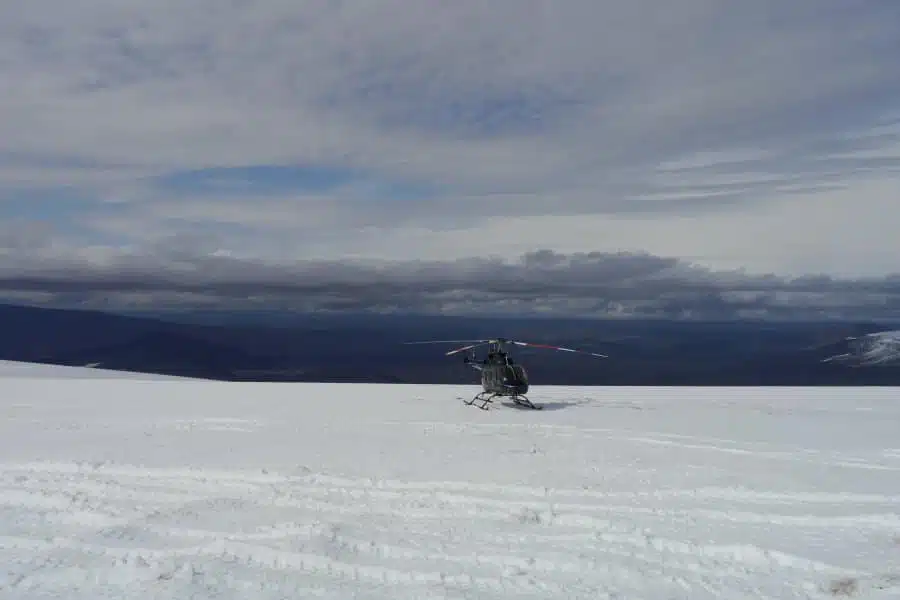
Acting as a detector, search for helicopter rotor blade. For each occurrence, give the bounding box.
[444,342,492,356]
[403,339,494,345]
[404,337,606,357]
[402,339,496,356]
[509,340,607,358]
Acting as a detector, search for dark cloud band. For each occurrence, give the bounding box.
[1,249,898,320]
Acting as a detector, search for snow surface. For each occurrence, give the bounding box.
[0,360,193,380]
[1,367,899,598]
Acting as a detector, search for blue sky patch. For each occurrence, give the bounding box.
[154,165,358,195]
[151,164,441,201]
[2,187,96,224]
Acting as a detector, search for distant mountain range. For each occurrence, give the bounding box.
[1,302,898,385]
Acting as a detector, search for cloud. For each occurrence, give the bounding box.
[2,229,900,320]
[1,0,900,305]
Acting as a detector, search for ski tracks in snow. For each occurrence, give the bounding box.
[1,461,898,599]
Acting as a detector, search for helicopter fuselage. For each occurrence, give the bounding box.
[465,350,529,396]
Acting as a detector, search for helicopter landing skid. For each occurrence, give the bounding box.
[510,394,542,410]
[465,391,496,410]
[464,392,542,410]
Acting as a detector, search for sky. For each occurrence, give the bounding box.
[2,0,900,319]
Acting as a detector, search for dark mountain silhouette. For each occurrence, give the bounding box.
[1,302,898,385]
[43,330,274,380]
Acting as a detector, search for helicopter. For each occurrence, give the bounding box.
[405,337,607,410]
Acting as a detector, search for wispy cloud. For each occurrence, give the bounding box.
[1,0,899,315]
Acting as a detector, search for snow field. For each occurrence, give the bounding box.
[0,371,898,598]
